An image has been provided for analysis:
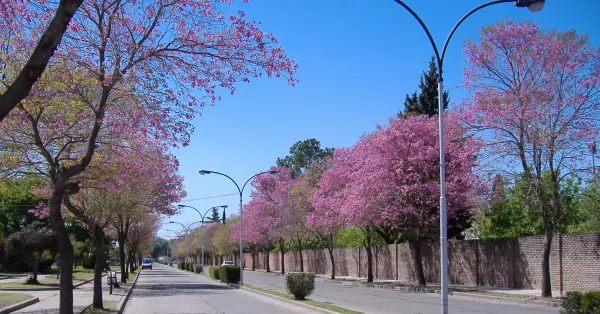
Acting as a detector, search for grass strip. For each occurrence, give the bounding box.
[0,292,34,308]
[81,301,119,313]
[243,283,363,314]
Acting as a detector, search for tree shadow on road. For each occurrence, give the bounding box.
[130,283,230,297]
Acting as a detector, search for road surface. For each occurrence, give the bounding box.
[122,264,307,314]
[243,270,560,314]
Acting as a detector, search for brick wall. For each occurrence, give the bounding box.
[244,232,600,292]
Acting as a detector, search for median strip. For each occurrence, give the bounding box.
[242,283,363,314]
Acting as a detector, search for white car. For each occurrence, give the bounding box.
[141,258,153,270]
[220,261,234,266]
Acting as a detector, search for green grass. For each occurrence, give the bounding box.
[243,284,363,314]
[0,267,97,289]
[81,301,119,313]
[0,292,34,308]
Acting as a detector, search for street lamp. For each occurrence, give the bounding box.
[168,221,189,263]
[392,1,544,313]
[199,169,280,284]
[178,204,228,271]
[164,229,183,262]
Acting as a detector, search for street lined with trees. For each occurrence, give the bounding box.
[1,0,599,313]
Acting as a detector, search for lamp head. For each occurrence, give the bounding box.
[269,170,281,174]
[168,221,175,224]
[515,0,544,12]
[177,204,185,208]
[198,169,212,175]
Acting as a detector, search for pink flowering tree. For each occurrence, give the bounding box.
[313,115,481,284]
[0,1,296,311]
[0,0,83,121]
[247,167,294,274]
[291,157,344,278]
[460,19,600,297]
[311,144,382,283]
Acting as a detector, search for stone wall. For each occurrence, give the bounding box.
[243,232,600,292]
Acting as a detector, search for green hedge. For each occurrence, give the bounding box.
[178,262,185,270]
[209,266,220,280]
[561,291,600,314]
[218,266,240,284]
[285,272,316,300]
[194,264,203,273]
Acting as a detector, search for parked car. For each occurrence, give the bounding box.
[141,258,153,270]
[220,261,234,266]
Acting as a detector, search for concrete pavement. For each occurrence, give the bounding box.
[242,270,560,314]
[9,273,129,313]
[122,263,308,314]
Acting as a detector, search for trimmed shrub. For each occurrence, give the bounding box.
[561,291,600,314]
[178,262,185,270]
[218,266,240,284]
[285,272,316,300]
[194,264,203,273]
[209,266,220,280]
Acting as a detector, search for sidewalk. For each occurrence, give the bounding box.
[6,273,131,313]
[250,269,562,299]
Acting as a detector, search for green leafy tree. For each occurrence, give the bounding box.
[473,173,583,238]
[572,177,600,233]
[276,138,334,178]
[400,56,449,117]
[5,221,56,283]
[0,177,44,237]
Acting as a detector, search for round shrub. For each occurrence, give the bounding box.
[285,272,316,300]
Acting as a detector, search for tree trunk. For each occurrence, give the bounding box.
[297,237,304,272]
[92,226,105,309]
[118,233,127,283]
[128,251,134,274]
[327,246,335,280]
[541,221,554,297]
[279,238,286,274]
[265,250,271,273]
[32,254,40,283]
[49,187,74,314]
[364,230,373,283]
[411,240,426,286]
[250,248,256,271]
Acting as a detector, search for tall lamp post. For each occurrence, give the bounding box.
[392,1,544,313]
[199,169,281,284]
[164,229,184,262]
[178,204,228,271]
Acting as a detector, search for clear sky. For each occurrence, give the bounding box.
[159,0,600,238]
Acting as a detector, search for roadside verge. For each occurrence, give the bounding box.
[0,295,39,314]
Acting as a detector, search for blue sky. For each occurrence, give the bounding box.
[159,0,600,237]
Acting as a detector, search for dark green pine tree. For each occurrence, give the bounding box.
[401,56,450,117]
[210,207,221,223]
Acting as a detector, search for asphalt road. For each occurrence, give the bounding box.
[122,263,307,314]
[243,270,561,314]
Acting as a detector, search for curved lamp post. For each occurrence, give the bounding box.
[199,169,281,284]
[392,0,544,313]
[178,204,228,270]
[164,228,184,262]
[168,220,203,263]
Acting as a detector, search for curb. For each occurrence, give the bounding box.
[0,296,40,314]
[451,292,561,307]
[116,270,141,314]
[240,285,336,314]
[77,270,140,314]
